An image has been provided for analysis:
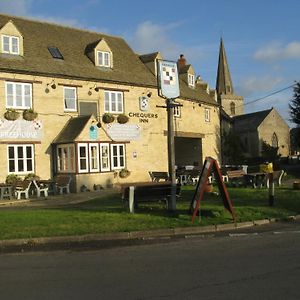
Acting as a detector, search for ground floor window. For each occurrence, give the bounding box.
[111,144,125,169]
[57,144,75,172]
[100,143,110,171]
[7,144,34,174]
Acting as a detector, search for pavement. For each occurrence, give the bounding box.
[0,188,299,254]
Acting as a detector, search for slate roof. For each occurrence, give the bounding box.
[0,14,218,106]
[0,14,156,87]
[53,115,91,144]
[233,109,272,132]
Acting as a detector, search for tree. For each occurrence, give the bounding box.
[289,81,300,126]
[222,130,245,164]
[260,140,280,162]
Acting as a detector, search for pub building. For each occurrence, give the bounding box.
[0,14,220,192]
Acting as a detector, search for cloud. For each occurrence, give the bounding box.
[0,0,32,16]
[254,41,300,62]
[129,20,206,72]
[236,75,283,98]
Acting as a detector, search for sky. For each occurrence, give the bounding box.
[0,0,299,126]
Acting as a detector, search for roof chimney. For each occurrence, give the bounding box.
[177,54,186,69]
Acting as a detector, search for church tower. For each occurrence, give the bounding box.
[216,38,244,117]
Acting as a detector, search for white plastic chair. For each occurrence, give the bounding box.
[55,176,71,194]
[15,180,32,199]
[33,180,49,197]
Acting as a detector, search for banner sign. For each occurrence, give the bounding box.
[106,124,141,141]
[157,60,180,99]
[0,119,43,141]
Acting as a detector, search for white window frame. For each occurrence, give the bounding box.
[174,105,181,118]
[57,144,75,173]
[188,74,195,87]
[89,143,100,172]
[205,108,210,122]
[64,87,77,112]
[7,144,34,174]
[6,82,32,109]
[110,144,125,170]
[77,143,88,173]
[97,51,111,67]
[104,91,124,113]
[2,35,19,55]
[100,143,110,172]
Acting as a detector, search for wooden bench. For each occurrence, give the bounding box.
[55,175,72,194]
[226,169,246,187]
[122,182,181,212]
[149,171,169,182]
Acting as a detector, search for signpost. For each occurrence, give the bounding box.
[157,60,180,211]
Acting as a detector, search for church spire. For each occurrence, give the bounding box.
[216,38,234,96]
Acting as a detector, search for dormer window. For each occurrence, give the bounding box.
[97,51,111,67]
[2,35,19,55]
[188,74,195,87]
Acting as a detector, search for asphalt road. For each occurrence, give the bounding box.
[0,221,299,300]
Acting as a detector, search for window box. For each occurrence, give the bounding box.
[23,109,38,121]
[4,109,20,121]
[102,113,115,124]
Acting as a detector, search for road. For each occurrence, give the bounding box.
[0,221,299,300]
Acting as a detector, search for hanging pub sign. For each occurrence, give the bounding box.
[0,119,43,141]
[157,60,180,99]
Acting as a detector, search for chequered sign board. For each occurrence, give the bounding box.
[162,66,177,85]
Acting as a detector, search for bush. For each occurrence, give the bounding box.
[6,174,21,185]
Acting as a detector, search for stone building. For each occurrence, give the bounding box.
[0,14,220,192]
[217,38,290,162]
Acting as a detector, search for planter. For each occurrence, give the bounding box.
[23,110,38,121]
[4,110,20,121]
[119,169,130,178]
[205,183,213,193]
[102,113,115,124]
[293,181,300,190]
[117,114,129,124]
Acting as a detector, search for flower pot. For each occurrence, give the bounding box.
[119,169,130,178]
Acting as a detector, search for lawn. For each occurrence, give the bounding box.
[0,185,299,240]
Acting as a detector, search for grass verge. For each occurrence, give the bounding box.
[0,186,299,240]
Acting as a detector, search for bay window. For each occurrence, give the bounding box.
[57,144,75,172]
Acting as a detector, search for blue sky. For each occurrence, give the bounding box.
[0,0,299,126]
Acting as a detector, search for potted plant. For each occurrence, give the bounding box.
[5,174,21,185]
[119,168,130,178]
[4,108,20,121]
[117,114,129,124]
[23,109,38,121]
[102,113,115,124]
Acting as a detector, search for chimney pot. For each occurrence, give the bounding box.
[177,54,186,69]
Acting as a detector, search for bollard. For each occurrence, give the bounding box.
[268,172,274,206]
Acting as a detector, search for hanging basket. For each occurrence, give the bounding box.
[23,110,38,121]
[119,169,130,178]
[4,110,20,121]
[117,114,129,124]
[102,113,115,124]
